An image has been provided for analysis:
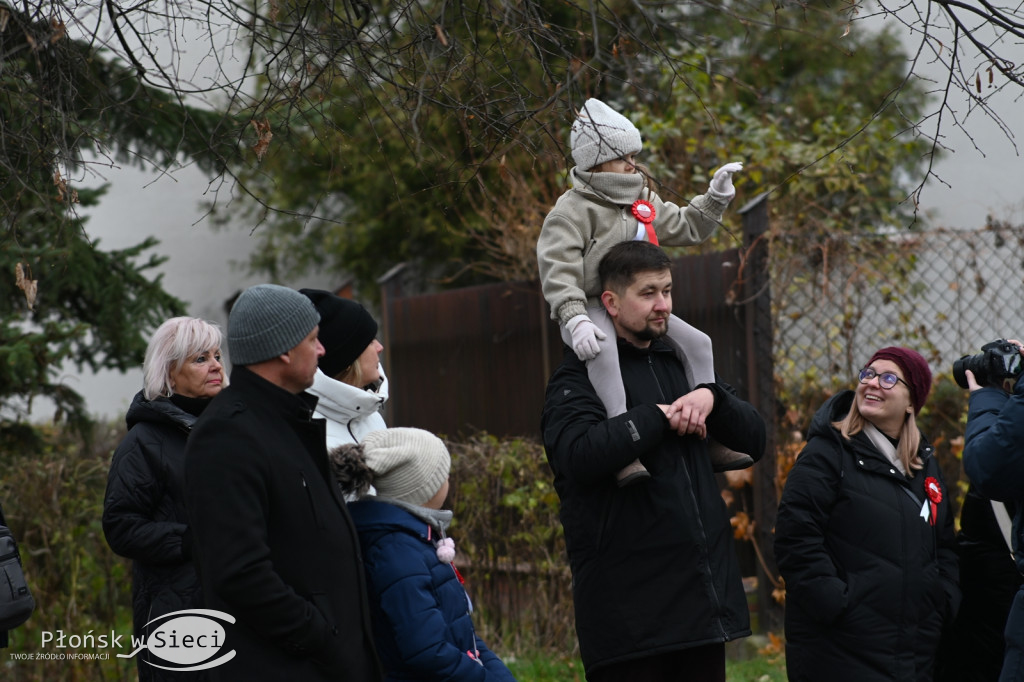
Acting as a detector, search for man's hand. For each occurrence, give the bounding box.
[567,314,606,361]
[660,387,715,437]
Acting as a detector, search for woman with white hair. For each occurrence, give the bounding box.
[102,316,225,681]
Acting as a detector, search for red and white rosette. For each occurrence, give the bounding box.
[631,200,658,246]
[632,199,655,224]
[924,476,943,526]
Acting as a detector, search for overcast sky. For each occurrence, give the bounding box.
[45,14,1024,423]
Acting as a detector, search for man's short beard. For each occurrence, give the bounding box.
[634,323,668,342]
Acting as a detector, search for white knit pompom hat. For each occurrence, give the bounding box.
[570,98,643,172]
[361,428,451,506]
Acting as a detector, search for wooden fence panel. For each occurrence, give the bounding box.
[381,280,562,438]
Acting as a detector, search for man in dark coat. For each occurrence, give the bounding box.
[185,284,382,681]
[935,485,1021,682]
[541,241,766,682]
[963,353,1024,682]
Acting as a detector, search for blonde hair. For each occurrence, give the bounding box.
[833,399,923,473]
[334,359,364,388]
[143,317,225,400]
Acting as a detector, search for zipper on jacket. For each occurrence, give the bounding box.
[647,353,668,401]
[646,350,730,640]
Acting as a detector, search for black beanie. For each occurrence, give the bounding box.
[299,289,379,379]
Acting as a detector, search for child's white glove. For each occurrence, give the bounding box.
[708,161,744,201]
[568,314,606,361]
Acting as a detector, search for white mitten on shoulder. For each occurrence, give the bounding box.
[567,314,606,361]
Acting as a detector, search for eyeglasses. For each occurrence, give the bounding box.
[858,367,908,390]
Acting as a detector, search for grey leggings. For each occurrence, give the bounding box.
[560,305,715,417]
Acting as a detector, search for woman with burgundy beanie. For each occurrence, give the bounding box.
[300,289,389,451]
[775,346,960,681]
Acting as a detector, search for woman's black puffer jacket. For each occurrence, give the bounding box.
[775,390,960,682]
[102,391,204,681]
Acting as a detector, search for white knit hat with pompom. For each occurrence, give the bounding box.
[360,428,450,507]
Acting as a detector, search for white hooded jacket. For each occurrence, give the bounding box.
[308,366,389,449]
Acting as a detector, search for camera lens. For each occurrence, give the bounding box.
[952,353,987,389]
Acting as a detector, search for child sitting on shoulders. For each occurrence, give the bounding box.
[537,97,751,485]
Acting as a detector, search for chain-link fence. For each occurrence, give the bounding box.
[774,220,1024,392]
[769,219,1024,527]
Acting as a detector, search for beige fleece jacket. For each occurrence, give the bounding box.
[537,167,729,326]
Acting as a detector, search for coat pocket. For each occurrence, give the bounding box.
[300,474,326,529]
[310,592,336,632]
[799,574,849,625]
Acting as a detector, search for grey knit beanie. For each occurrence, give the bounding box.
[228,284,321,365]
[570,98,643,172]
[361,428,451,506]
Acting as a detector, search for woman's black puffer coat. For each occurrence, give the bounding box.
[774,391,960,682]
[102,391,204,681]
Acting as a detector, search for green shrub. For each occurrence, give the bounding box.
[446,433,576,658]
[0,421,135,681]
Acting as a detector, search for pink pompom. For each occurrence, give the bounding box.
[436,537,456,563]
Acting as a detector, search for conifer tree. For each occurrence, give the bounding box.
[1,4,237,436]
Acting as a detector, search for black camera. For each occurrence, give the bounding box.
[953,339,1024,389]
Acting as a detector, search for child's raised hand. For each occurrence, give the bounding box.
[709,161,744,199]
[567,314,606,361]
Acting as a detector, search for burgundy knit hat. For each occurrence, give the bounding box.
[867,347,932,414]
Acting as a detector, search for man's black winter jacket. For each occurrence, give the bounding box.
[542,340,766,675]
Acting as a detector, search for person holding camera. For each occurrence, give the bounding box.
[934,483,1021,682]
[962,338,1024,682]
[774,346,960,681]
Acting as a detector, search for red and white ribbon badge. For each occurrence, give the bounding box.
[631,200,658,246]
[924,476,943,527]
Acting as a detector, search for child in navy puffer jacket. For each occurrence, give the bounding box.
[330,428,516,682]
